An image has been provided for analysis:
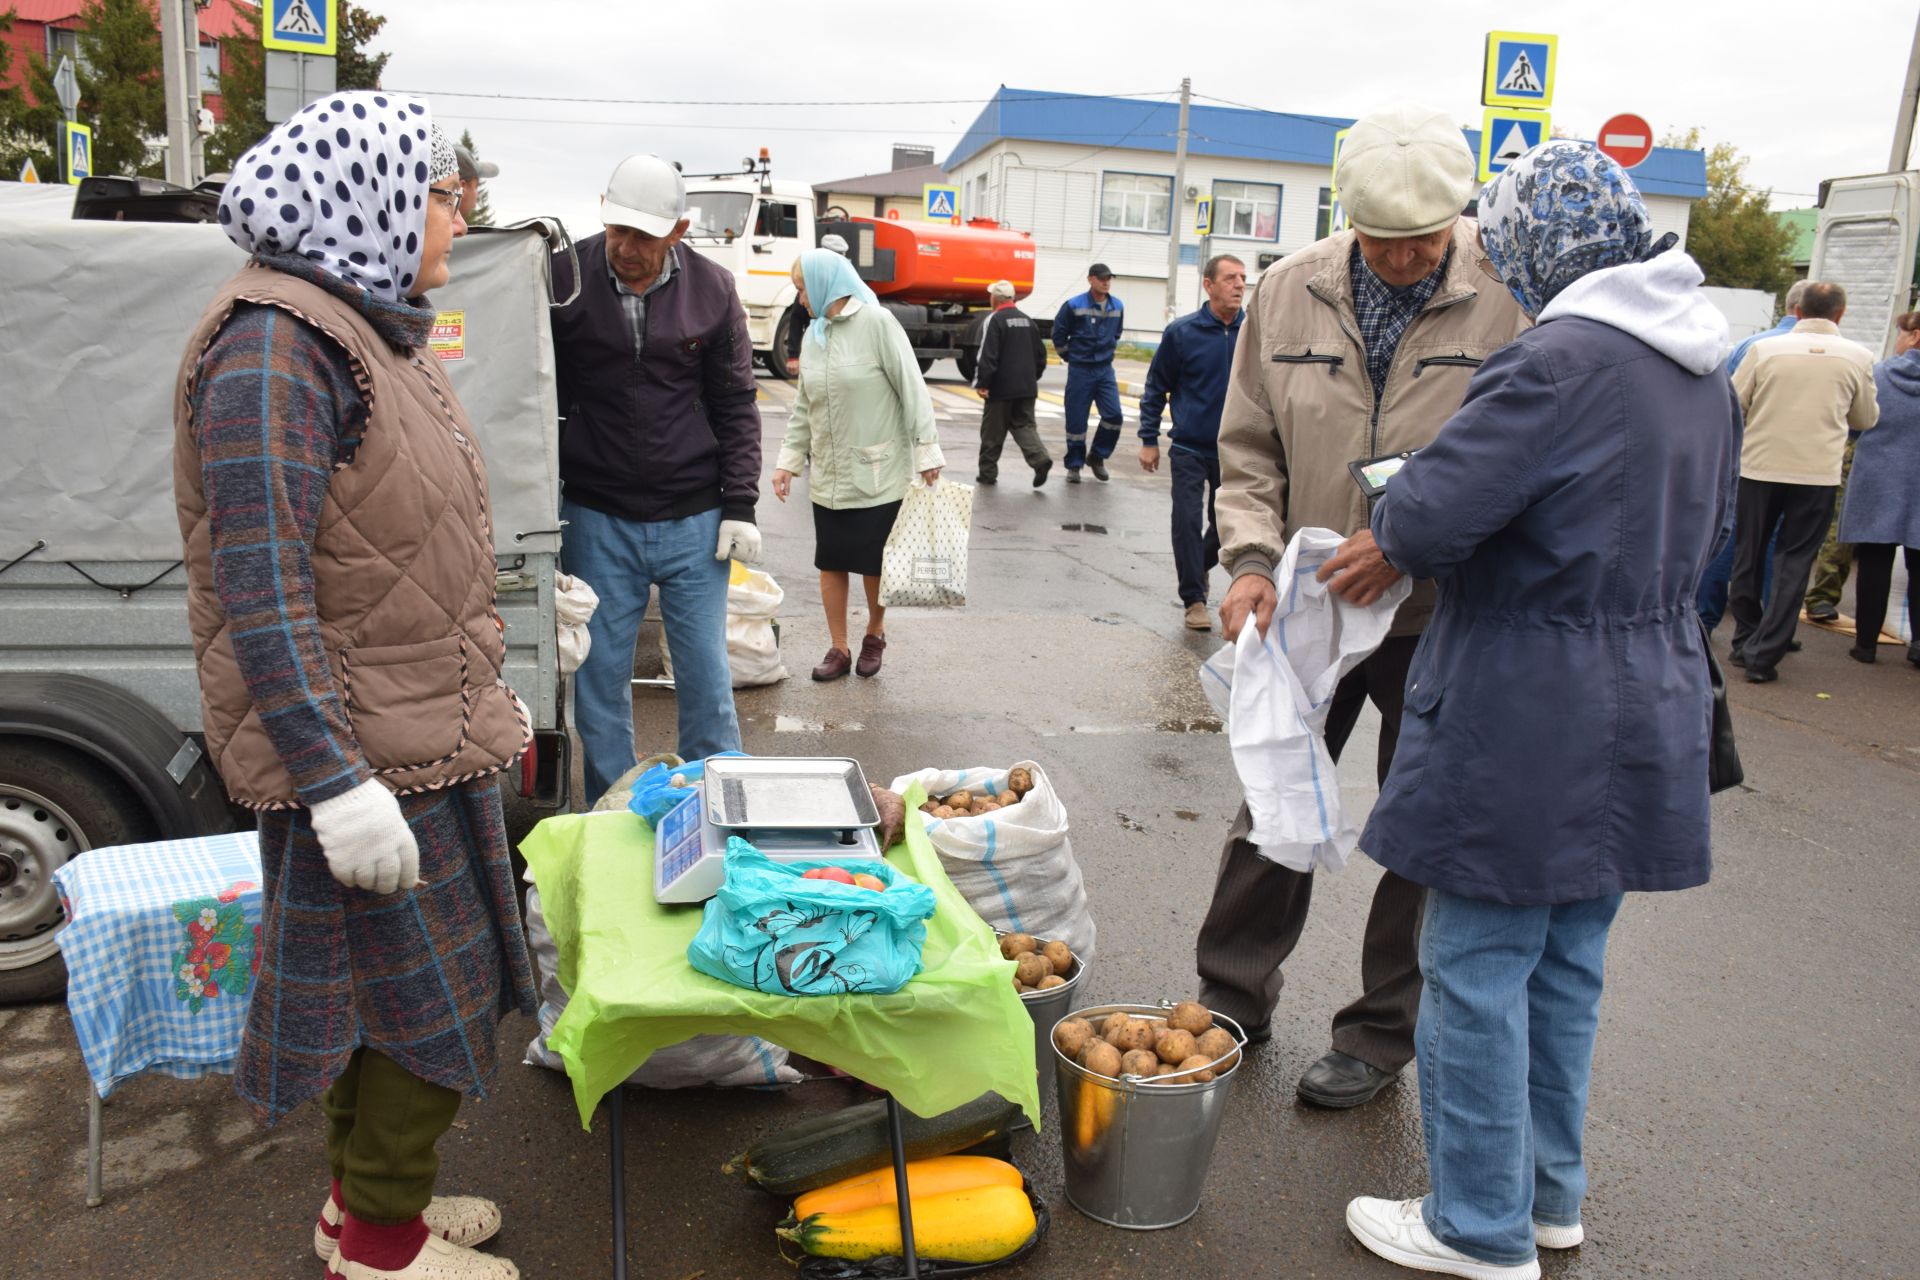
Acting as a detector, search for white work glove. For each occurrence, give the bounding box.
[716,518,762,564]
[309,779,419,895]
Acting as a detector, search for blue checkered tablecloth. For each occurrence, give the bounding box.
[52,831,264,1098]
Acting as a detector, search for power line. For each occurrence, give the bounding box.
[437,111,1178,141]
[399,88,1177,109]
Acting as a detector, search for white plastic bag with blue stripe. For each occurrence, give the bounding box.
[890,761,1094,964]
[1199,527,1410,874]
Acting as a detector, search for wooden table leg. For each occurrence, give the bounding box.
[86,1085,104,1208]
[884,1094,919,1278]
[609,1086,628,1280]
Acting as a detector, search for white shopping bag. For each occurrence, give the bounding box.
[879,478,972,607]
[554,572,600,675]
[1200,528,1410,874]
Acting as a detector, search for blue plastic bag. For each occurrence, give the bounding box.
[627,754,744,826]
[687,839,938,996]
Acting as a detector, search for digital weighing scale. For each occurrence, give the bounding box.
[653,755,884,904]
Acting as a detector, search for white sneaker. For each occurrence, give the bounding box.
[1345,1197,1540,1279]
[1534,1220,1584,1249]
[330,1233,519,1279]
[315,1194,504,1263]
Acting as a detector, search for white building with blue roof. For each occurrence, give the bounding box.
[943,88,1709,340]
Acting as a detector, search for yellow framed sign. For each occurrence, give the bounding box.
[1482,31,1557,110]
[1478,108,1550,183]
[63,121,92,185]
[263,0,338,56]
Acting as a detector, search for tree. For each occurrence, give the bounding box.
[0,12,56,178]
[1662,128,1796,296]
[206,4,388,174]
[2,0,162,179]
[458,128,494,226]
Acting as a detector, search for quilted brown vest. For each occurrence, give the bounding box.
[173,263,529,809]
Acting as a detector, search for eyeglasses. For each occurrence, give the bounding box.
[427,184,461,212]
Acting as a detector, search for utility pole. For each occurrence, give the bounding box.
[1164,77,1191,325]
[159,0,204,186]
[1893,7,1920,172]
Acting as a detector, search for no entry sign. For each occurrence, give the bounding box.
[1596,113,1654,169]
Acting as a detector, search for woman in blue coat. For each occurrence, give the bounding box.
[1343,143,1739,1279]
[1838,310,1920,666]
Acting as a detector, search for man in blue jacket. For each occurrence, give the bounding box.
[1139,255,1246,629]
[1051,263,1126,482]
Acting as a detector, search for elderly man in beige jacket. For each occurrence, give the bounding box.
[1727,281,1879,682]
[1194,104,1529,1109]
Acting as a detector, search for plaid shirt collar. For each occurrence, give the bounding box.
[1349,242,1451,399]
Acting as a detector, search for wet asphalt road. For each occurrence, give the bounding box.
[3,366,1917,1279]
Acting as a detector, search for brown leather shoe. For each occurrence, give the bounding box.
[855,634,886,677]
[811,647,852,681]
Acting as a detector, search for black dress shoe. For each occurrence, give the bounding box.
[1788,638,1804,652]
[1745,666,1778,684]
[1728,647,1747,668]
[1296,1050,1398,1109]
[1236,1020,1273,1046]
[1849,645,1877,664]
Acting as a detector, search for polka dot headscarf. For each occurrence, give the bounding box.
[218,90,459,302]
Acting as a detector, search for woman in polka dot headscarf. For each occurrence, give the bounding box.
[177,91,534,1279]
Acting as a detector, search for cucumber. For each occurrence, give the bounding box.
[722,1092,1020,1196]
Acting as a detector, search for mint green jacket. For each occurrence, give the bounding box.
[774,301,944,510]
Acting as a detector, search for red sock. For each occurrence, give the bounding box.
[338,1210,430,1272]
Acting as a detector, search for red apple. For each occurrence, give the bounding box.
[852,873,887,892]
[804,866,856,885]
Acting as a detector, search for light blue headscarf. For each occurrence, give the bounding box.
[1477,140,1675,317]
[799,248,878,347]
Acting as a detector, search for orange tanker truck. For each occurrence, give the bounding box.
[680,158,1037,381]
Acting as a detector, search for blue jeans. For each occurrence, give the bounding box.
[560,500,740,802]
[1063,364,1123,470]
[1415,888,1625,1267]
[1170,447,1220,605]
[1697,518,1777,630]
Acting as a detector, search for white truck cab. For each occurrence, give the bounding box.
[682,172,818,376]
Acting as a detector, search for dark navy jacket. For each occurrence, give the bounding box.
[550,238,761,524]
[1362,316,1739,906]
[1051,290,1124,366]
[1138,304,1242,457]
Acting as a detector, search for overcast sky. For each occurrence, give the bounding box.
[369,0,1920,239]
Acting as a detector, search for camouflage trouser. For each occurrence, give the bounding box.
[1804,437,1857,612]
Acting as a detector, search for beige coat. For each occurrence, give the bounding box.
[1732,318,1879,486]
[1215,222,1530,635]
[174,265,529,808]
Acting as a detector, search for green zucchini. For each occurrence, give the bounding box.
[722,1092,1020,1196]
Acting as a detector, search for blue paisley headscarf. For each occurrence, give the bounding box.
[798,248,878,347]
[1477,140,1674,317]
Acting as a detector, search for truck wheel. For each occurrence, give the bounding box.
[766,309,802,381]
[0,741,157,1003]
[916,357,935,375]
[956,348,978,383]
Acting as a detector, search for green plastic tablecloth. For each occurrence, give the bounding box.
[521,783,1043,1130]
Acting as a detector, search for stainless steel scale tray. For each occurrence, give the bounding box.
[702,756,880,830]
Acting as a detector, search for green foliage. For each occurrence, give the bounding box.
[459,128,494,227]
[0,11,57,178]
[206,4,387,175]
[72,0,165,177]
[1662,127,1797,296]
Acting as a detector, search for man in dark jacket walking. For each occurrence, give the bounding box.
[974,279,1052,487]
[1051,263,1126,482]
[550,154,763,800]
[1140,255,1245,629]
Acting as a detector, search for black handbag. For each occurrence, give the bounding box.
[1700,619,1744,793]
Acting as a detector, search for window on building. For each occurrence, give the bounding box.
[1213,180,1281,241]
[1099,171,1172,234]
[1317,186,1334,240]
[199,41,221,95]
[754,201,799,239]
[46,26,80,70]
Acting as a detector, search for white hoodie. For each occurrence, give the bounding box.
[1536,250,1730,375]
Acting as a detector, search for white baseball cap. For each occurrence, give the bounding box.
[602,154,686,236]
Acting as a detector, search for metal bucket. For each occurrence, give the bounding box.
[1052,1002,1245,1229]
[1014,943,1089,1096]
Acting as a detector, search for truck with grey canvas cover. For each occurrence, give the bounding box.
[0,178,575,1000]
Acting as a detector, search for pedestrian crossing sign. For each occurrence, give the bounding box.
[923,184,959,221]
[1478,108,1550,182]
[63,121,91,186]
[1482,30,1557,110]
[263,0,337,56]
[1194,198,1211,235]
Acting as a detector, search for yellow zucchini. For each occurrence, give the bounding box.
[792,1155,1022,1219]
[778,1183,1037,1264]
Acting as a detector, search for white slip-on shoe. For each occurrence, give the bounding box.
[1345,1197,1541,1279]
[1533,1220,1584,1249]
[331,1232,519,1279]
[316,1195,503,1263]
